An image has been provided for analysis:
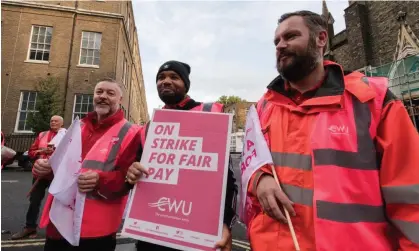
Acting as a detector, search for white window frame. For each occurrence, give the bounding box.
[78,31,102,67]
[122,54,128,88]
[14,91,38,133]
[72,94,94,120]
[230,136,236,152]
[126,13,131,40]
[26,25,53,63]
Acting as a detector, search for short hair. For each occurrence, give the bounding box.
[278,10,327,35]
[96,77,123,96]
[51,115,64,123]
[278,11,328,54]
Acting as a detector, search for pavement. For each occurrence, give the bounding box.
[1,155,251,251]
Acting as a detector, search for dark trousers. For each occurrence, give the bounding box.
[136,240,179,251]
[26,178,50,228]
[44,234,117,251]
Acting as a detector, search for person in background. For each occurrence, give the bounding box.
[126,60,238,251]
[12,115,64,240]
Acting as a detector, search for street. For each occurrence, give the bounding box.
[1,155,250,251]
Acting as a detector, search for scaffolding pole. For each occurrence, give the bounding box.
[401,59,418,129]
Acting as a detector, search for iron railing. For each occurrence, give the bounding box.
[3,134,37,153]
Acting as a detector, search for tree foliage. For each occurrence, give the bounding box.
[27,77,63,134]
[216,95,246,106]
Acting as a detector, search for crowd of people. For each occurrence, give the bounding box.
[2,10,418,251]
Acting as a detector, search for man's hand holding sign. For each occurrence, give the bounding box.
[127,162,232,251]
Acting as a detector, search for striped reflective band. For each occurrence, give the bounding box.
[391,219,419,244]
[82,122,132,172]
[282,184,313,206]
[313,96,377,170]
[382,184,419,204]
[316,200,386,223]
[313,149,376,170]
[271,152,312,171]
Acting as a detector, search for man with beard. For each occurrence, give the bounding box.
[126,60,238,251]
[246,11,419,251]
[34,78,141,251]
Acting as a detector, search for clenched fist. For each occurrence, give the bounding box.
[256,174,296,223]
[77,170,99,193]
[33,159,52,177]
[126,162,149,185]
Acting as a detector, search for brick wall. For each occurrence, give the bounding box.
[1,1,148,134]
[331,1,419,70]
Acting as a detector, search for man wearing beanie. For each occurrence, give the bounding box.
[127,60,238,251]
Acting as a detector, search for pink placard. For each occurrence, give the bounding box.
[122,109,232,251]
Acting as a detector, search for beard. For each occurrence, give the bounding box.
[276,36,320,83]
[158,91,185,105]
[94,104,116,116]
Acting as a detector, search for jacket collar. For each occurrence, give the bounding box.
[163,96,202,111]
[83,109,125,130]
[266,60,376,110]
[267,60,345,99]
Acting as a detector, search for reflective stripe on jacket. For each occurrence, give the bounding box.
[40,119,139,238]
[247,61,419,251]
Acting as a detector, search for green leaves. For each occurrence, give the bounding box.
[27,77,63,134]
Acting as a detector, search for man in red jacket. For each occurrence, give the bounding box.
[34,78,142,251]
[12,115,64,240]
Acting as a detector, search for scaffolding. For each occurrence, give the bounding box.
[362,53,419,131]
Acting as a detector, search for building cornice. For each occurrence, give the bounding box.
[2,0,124,20]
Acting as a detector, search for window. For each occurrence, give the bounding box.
[28,26,53,61]
[15,91,38,132]
[79,31,102,66]
[230,136,236,152]
[126,13,130,39]
[72,94,93,119]
[122,54,128,88]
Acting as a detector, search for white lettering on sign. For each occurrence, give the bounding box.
[141,122,219,185]
[148,197,193,216]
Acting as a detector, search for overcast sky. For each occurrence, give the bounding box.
[132,1,349,116]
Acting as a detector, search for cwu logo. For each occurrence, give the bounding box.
[148,197,192,216]
[328,125,349,135]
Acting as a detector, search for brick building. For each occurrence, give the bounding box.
[324,0,419,129]
[1,0,149,136]
[224,101,256,132]
[224,101,256,152]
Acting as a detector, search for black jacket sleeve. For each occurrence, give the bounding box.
[223,155,238,229]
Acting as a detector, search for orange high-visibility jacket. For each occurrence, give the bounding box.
[247,61,419,251]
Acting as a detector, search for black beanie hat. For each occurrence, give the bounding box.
[156,60,191,93]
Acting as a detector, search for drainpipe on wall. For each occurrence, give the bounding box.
[62,0,78,123]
